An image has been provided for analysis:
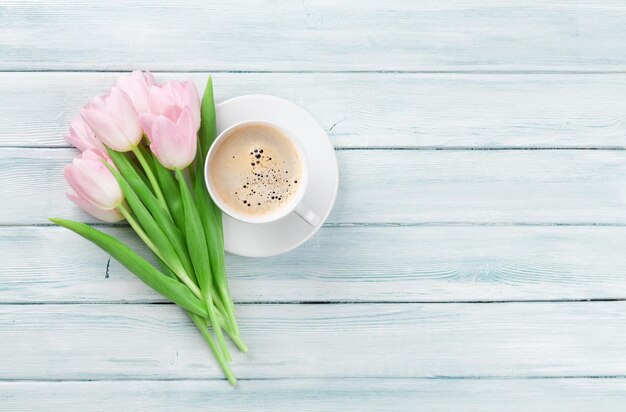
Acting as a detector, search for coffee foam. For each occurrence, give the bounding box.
[209,124,302,217]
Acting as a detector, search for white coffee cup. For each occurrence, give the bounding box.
[205,120,320,226]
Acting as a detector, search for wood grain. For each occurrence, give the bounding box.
[4,72,626,149]
[3,1,626,71]
[4,148,626,225]
[2,302,626,380]
[4,225,626,303]
[3,0,626,406]
[2,378,625,412]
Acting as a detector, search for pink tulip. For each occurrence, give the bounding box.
[65,116,106,153]
[148,80,201,131]
[80,87,143,152]
[140,105,197,170]
[64,149,124,222]
[114,70,155,115]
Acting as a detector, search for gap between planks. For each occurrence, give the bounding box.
[1,299,626,306]
[7,222,626,228]
[5,70,626,75]
[1,376,626,383]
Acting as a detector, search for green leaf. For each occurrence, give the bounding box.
[188,312,237,385]
[195,75,225,271]
[136,143,155,175]
[195,75,242,339]
[195,171,226,290]
[108,150,153,205]
[130,154,152,189]
[49,218,207,318]
[176,169,231,360]
[155,254,176,279]
[195,76,227,288]
[107,163,178,264]
[107,149,197,285]
[153,154,185,232]
[176,169,210,291]
[196,176,240,338]
[105,162,202,298]
[198,76,217,160]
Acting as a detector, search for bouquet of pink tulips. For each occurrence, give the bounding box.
[52,71,246,385]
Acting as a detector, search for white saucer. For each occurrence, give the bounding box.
[215,95,339,257]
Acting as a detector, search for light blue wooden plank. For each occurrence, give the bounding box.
[3,148,626,224]
[3,226,626,303]
[3,1,626,71]
[4,72,626,149]
[1,302,626,380]
[2,378,626,412]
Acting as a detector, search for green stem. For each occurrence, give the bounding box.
[218,283,240,337]
[206,307,248,353]
[205,289,231,362]
[174,268,202,301]
[188,312,237,385]
[118,205,162,261]
[189,161,196,187]
[169,265,204,302]
[176,168,231,362]
[118,204,202,301]
[212,285,227,315]
[104,210,236,374]
[210,205,241,338]
[228,333,248,353]
[132,146,168,211]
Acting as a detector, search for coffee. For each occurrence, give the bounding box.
[209,123,303,217]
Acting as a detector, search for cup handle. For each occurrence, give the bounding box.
[294,202,321,227]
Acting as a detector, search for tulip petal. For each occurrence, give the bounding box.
[176,107,198,164]
[107,88,142,147]
[67,192,125,222]
[64,164,104,208]
[149,116,176,169]
[64,164,85,199]
[115,71,152,115]
[65,116,106,152]
[68,160,115,209]
[144,71,155,86]
[181,80,201,130]
[169,81,184,97]
[151,114,196,170]
[149,85,176,114]
[162,105,183,122]
[147,80,200,130]
[64,150,124,210]
[139,113,159,142]
[80,108,128,152]
[84,95,107,112]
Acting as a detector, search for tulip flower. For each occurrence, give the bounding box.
[140,105,197,170]
[64,149,124,222]
[52,75,244,386]
[114,70,155,115]
[65,116,106,153]
[80,87,143,152]
[148,80,201,131]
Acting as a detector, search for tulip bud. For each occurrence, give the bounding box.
[148,80,201,131]
[64,149,124,222]
[114,70,155,115]
[65,116,106,153]
[80,87,143,152]
[140,106,197,170]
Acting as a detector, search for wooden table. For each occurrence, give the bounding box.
[3,1,626,410]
